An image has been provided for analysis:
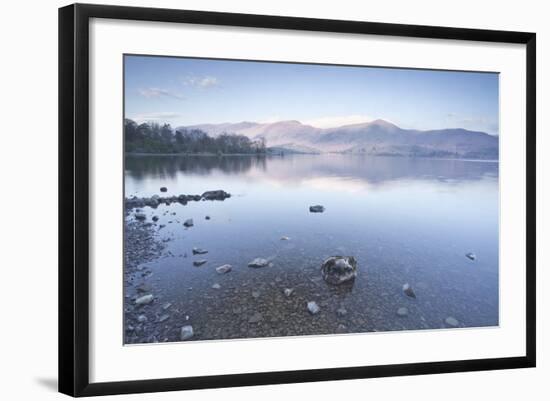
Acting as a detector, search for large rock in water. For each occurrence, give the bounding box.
[201,190,231,200]
[321,256,358,285]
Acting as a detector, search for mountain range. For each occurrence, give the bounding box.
[178,119,498,159]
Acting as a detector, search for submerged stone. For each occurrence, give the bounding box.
[445,316,459,327]
[465,252,476,261]
[134,212,146,221]
[309,205,325,213]
[193,259,207,267]
[248,258,269,268]
[402,283,416,298]
[192,247,208,255]
[135,294,154,305]
[180,325,194,341]
[183,219,194,227]
[307,301,320,315]
[321,256,358,285]
[397,307,408,317]
[248,312,263,323]
[216,264,232,274]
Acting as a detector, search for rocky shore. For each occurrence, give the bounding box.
[125,190,230,209]
[123,188,477,344]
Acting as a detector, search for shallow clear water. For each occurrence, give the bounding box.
[124,154,499,343]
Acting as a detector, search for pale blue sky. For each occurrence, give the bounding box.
[124,55,499,134]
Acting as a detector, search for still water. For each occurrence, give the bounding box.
[124,154,499,343]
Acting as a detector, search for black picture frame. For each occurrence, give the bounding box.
[59,3,536,397]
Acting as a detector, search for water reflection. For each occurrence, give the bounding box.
[126,154,498,188]
[124,153,499,343]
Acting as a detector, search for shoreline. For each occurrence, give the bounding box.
[125,152,498,162]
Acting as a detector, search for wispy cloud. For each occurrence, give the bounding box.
[445,113,498,135]
[131,112,183,122]
[138,87,184,100]
[182,75,220,88]
[303,115,374,129]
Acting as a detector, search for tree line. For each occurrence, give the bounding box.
[124,118,266,154]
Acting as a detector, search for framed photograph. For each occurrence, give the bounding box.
[59,3,536,397]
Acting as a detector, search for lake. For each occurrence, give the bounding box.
[123,154,499,343]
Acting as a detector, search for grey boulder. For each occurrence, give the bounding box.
[321,256,358,285]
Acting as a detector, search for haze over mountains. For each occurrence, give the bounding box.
[179,119,498,159]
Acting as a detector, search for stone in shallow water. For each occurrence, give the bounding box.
[445,316,459,327]
[180,325,194,341]
[212,283,221,290]
[158,314,170,323]
[248,258,269,268]
[135,294,153,305]
[397,307,408,317]
[160,187,167,192]
[309,205,325,213]
[248,312,263,323]
[336,307,348,317]
[307,301,320,315]
[280,236,290,241]
[192,247,208,255]
[216,264,232,274]
[283,288,294,297]
[465,252,476,261]
[134,212,146,221]
[183,219,194,227]
[193,260,207,267]
[137,315,147,323]
[321,256,358,285]
[162,302,172,310]
[251,291,260,298]
[402,283,416,298]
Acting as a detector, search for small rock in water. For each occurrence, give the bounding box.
[283,288,294,297]
[336,307,348,317]
[321,256,358,285]
[160,187,167,192]
[402,283,416,298]
[280,236,290,241]
[248,258,269,268]
[134,212,146,221]
[216,264,232,274]
[162,302,172,310]
[397,307,409,317]
[193,259,207,267]
[192,247,208,255]
[180,325,194,341]
[445,316,459,327]
[158,314,170,323]
[183,219,194,227]
[212,283,221,289]
[135,294,154,305]
[152,216,159,222]
[465,252,476,261]
[137,315,147,323]
[248,312,263,323]
[307,301,321,315]
[205,215,211,220]
[309,205,325,213]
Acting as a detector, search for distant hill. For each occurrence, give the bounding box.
[177,119,498,159]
